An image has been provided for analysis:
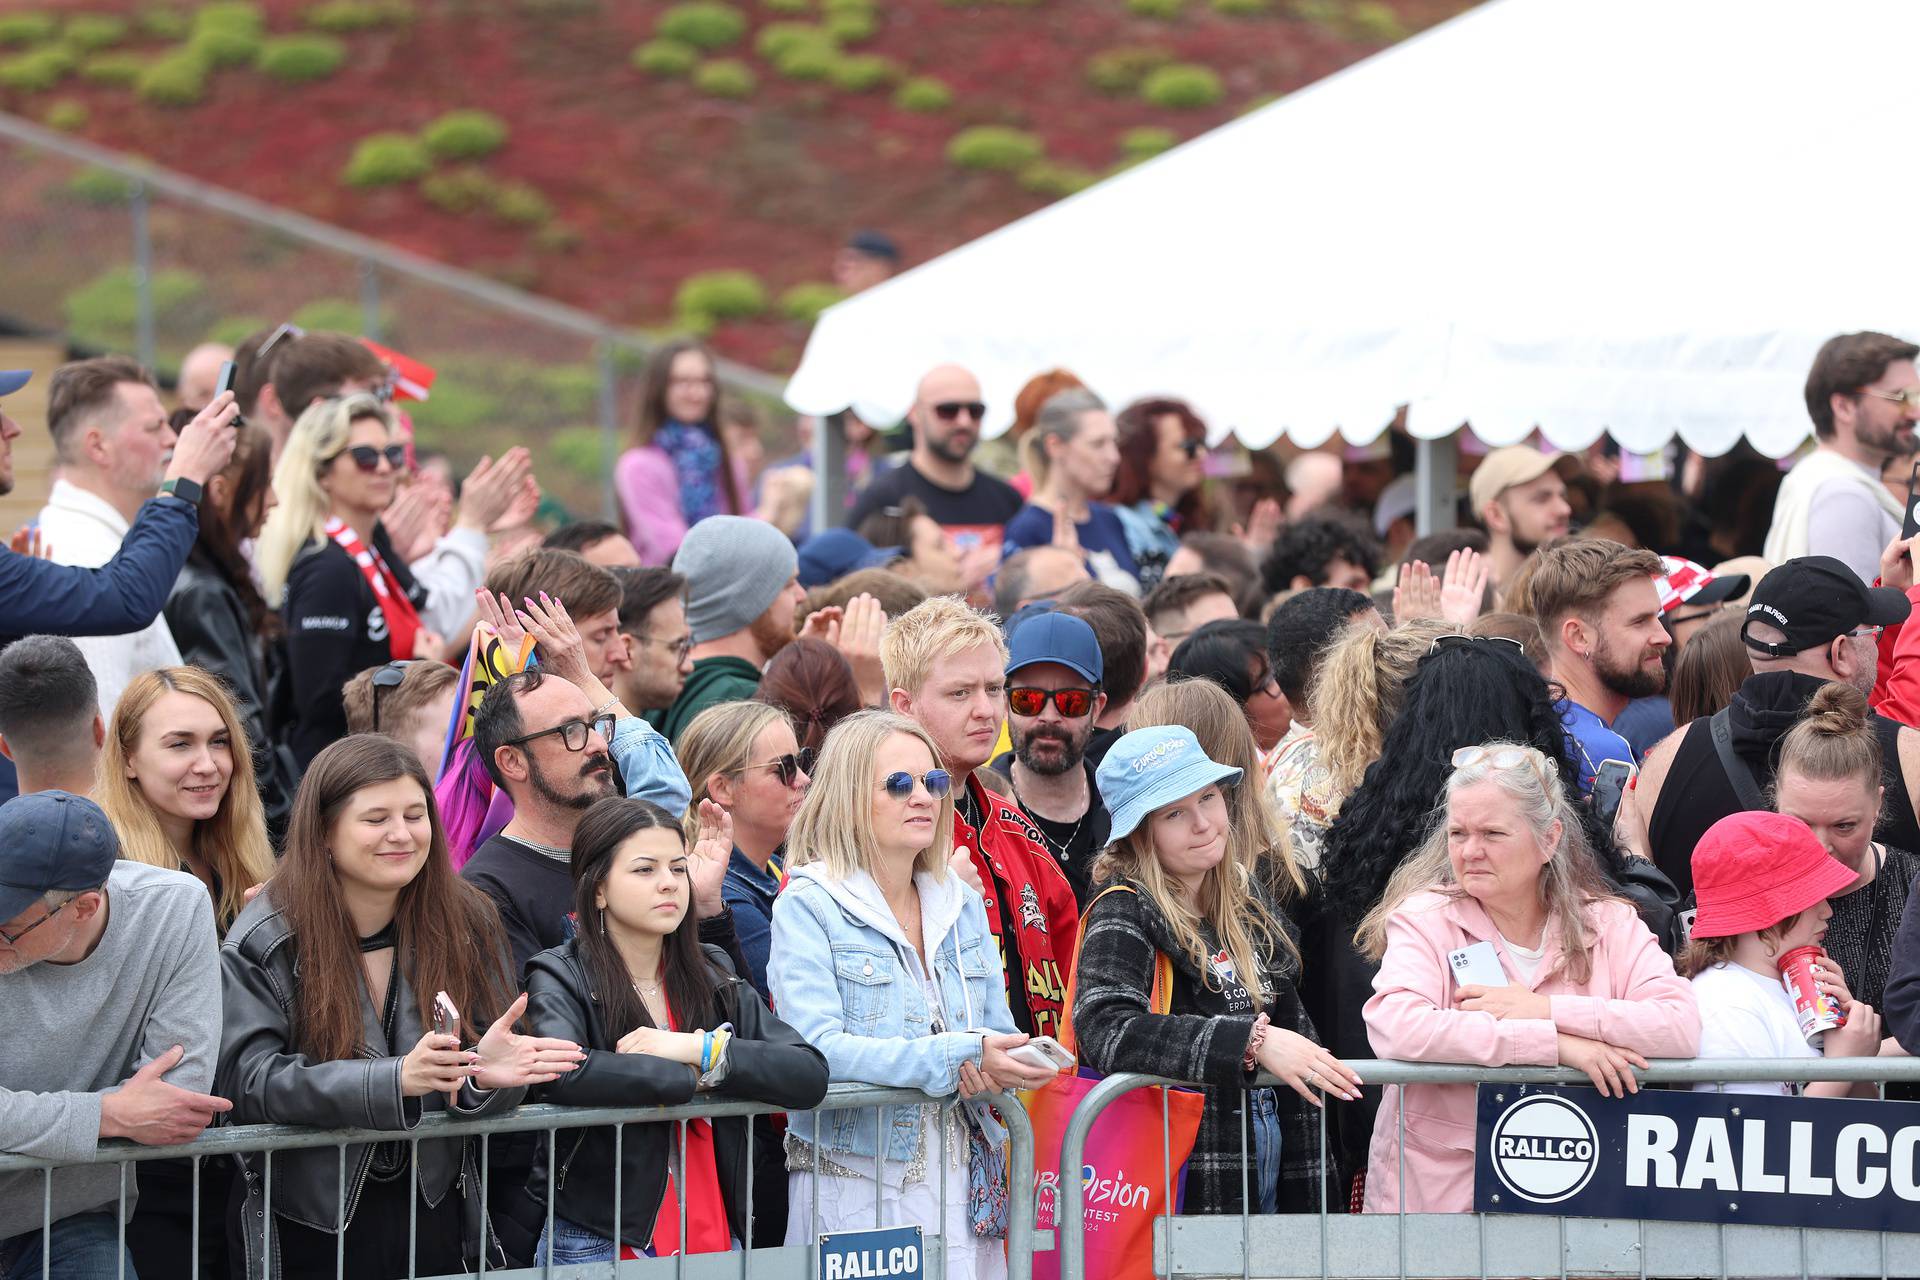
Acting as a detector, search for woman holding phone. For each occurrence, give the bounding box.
[218,735,584,1279]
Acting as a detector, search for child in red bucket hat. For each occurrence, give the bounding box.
[1680,811,1889,1097]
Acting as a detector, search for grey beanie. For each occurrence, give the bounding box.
[673,515,800,644]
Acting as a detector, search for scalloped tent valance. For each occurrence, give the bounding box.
[786,0,1920,460]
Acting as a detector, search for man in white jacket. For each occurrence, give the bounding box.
[1766,331,1920,584]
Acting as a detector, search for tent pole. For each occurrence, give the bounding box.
[811,411,848,535]
[1414,430,1459,536]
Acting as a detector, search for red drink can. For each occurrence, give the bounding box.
[1777,945,1845,1046]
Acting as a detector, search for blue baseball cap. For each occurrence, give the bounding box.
[796,529,900,588]
[0,792,120,922]
[0,371,30,397]
[1007,611,1102,685]
[1096,725,1242,845]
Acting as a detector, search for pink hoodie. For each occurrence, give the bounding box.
[1361,889,1699,1213]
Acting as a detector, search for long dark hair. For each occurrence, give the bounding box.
[195,422,276,637]
[570,796,724,1037]
[272,735,513,1061]
[631,338,741,515]
[1110,396,1210,529]
[1167,619,1269,705]
[1317,640,1625,925]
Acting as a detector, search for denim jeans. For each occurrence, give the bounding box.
[535,1218,741,1266]
[0,1212,137,1280]
[1246,1087,1281,1215]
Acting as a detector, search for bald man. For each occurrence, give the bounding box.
[846,362,1024,557]
[175,342,234,412]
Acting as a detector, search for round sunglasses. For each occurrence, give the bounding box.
[877,769,952,800]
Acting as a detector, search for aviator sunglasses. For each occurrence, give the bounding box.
[878,769,952,800]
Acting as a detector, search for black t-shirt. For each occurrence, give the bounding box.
[461,835,573,982]
[845,462,1024,553]
[1015,766,1110,910]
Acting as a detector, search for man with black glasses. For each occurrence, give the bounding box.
[982,612,1111,907]
[611,565,693,716]
[846,363,1024,559]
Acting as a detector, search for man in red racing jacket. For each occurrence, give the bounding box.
[883,597,1079,1039]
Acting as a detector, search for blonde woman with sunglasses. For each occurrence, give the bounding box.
[1354,741,1699,1214]
[676,700,813,999]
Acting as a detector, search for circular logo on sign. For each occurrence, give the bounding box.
[1489,1093,1599,1204]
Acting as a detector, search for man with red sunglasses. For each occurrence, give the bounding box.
[981,612,1110,907]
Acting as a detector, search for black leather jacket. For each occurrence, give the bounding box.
[166,551,296,833]
[217,893,526,1277]
[525,938,829,1246]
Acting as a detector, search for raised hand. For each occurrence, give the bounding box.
[8,525,51,560]
[1049,503,1082,553]
[839,593,888,706]
[471,993,586,1090]
[383,482,449,564]
[474,588,531,655]
[515,592,592,688]
[1392,560,1442,622]
[455,448,535,534]
[1438,547,1491,625]
[689,799,732,918]
[1880,532,1920,593]
[165,391,241,487]
[799,605,843,644]
[1232,497,1283,553]
[99,1046,233,1145]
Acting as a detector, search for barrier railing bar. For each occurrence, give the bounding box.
[614,1118,625,1278]
[0,111,787,399]
[479,1131,489,1280]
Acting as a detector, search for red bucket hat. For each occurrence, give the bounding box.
[1689,811,1860,939]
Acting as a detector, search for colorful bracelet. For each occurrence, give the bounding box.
[1241,1012,1271,1073]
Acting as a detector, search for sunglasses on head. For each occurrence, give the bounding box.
[729,748,817,787]
[1428,633,1527,658]
[369,660,410,733]
[879,769,951,800]
[343,443,408,473]
[932,401,985,423]
[1007,685,1097,718]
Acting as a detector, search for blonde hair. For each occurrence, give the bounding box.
[785,710,953,881]
[1018,387,1105,485]
[99,667,274,931]
[1127,679,1306,908]
[257,393,394,599]
[676,700,790,842]
[1310,619,1455,812]
[880,596,1007,697]
[1776,682,1882,799]
[1354,741,1618,984]
[1090,784,1284,1010]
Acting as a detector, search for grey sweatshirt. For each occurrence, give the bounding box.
[0,860,222,1238]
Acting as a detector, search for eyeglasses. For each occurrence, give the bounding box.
[255,321,307,364]
[1429,633,1528,657]
[1007,686,1098,718]
[1859,387,1920,411]
[633,632,693,663]
[0,893,77,946]
[878,769,952,800]
[1451,744,1554,786]
[1178,438,1205,459]
[505,714,617,753]
[370,660,410,733]
[1252,670,1282,699]
[1846,626,1886,641]
[931,401,985,423]
[729,748,817,787]
[343,444,407,473]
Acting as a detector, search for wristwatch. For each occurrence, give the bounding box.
[156,477,204,505]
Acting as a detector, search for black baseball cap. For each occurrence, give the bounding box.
[1741,556,1910,657]
[0,791,119,921]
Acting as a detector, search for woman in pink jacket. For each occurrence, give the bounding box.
[1354,742,1700,1213]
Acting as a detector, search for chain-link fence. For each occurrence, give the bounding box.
[0,110,788,523]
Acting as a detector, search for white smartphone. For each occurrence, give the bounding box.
[1007,1035,1075,1072]
[1447,941,1507,989]
[432,990,460,1041]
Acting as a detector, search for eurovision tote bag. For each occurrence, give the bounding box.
[1024,886,1204,1280]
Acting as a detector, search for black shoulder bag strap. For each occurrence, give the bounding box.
[1709,707,1768,811]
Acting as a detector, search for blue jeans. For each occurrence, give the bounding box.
[535,1217,741,1266]
[0,1212,137,1280]
[1246,1088,1281,1215]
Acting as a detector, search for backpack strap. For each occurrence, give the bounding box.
[1708,707,1767,811]
[1058,884,1174,1056]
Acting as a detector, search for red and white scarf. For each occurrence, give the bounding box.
[324,516,422,662]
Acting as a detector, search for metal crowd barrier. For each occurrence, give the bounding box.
[0,1082,1037,1280]
[1056,1058,1920,1280]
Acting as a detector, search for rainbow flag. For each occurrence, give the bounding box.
[436,625,534,869]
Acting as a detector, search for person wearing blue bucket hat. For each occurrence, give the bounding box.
[1072,724,1363,1218]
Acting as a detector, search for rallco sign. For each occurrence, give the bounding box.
[1474,1085,1920,1232]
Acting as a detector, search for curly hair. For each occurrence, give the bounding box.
[1259,513,1380,596]
[1307,618,1457,815]
[1316,639,1624,927]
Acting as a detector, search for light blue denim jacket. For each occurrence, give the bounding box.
[610,714,692,817]
[770,862,1016,1162]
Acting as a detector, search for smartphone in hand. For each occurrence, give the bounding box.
[1007,1035,1075,1072]
[432,990,460,1043]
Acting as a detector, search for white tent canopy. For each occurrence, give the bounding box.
[786,0,1920,459]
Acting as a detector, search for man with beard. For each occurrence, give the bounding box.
[845,363,1024,559]
[650,514,805,743]
[981,612,1111,906]
[1766,331,1920,584]
[1521,538,1670,798]
[1470,445,1576,594]
[1628,556,1920,899]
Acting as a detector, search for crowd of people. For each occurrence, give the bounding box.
[7,326,1920,1277]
